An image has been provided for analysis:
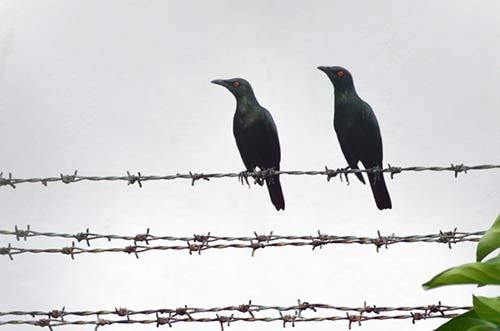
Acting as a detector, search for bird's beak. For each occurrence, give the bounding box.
[211,79,228,87]
[317,66,329,73]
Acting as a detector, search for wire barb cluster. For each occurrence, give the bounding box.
[0,227,484,260]
[0,301,470,330]
[0,163,499,188]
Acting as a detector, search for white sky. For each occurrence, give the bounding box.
[0,1,499,331]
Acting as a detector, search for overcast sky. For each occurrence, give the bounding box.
[1,1,499,331]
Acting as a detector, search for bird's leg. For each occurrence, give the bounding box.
[238,170,251,188]
[252,167,264,186]
[340,165,351,185]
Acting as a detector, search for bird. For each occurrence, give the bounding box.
[211,78,285,211]
[317,66,392,210]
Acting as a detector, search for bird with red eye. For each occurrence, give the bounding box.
[317,65,392,210]
[211,77,285,211]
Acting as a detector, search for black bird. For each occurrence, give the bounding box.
[317,66,392,210]
[211,78,285,211]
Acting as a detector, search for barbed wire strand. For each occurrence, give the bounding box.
[0,227,484,260]
[0,301,471,329]
[0,226,483,246]
[1,163,499,188]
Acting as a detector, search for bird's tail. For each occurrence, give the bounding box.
[367,172,392,210]
[266,175,285,211]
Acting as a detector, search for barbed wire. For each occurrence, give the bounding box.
[0,226,484,260]
[1,163,499,189]
[0,301,470,329]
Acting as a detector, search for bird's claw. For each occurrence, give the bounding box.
[238,171,250,188]
[254,176,264,186]
[325,166,349,185]
[340,167,350,185]
[250,168,264,186]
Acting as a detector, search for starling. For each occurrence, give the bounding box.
[211,78,285,210]
[318,66,392,210]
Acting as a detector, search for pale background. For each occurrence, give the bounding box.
[1,1,499,330]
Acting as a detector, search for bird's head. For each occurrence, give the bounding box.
[317,66,354,89]
[211,78,254,99]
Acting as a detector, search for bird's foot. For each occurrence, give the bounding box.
[238,171,251,188]
[254,176,264,186]
[340,166,352,186]
[340,166,350,186]
[325,166,350,185]
[253,168,270,186]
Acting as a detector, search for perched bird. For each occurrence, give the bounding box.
[317,66,392,210]
[211,78,285,210]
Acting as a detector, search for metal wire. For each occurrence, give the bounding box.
[0,226,484,259]
[1,163,499,188]
[0,301,470,329]
[0,166,491,329]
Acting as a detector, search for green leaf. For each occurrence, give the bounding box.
[477,214,500,262]
[436,310,499,331]
[485,255,500,263]
[423,255,500,289]
[467,326,499,331]
[473,296,500,323]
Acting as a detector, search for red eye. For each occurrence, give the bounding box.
[337,71,344,77]
[233,81,240,87]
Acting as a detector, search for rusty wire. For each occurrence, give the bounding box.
[0,226,484,260]
[0,163,499,188]
[0,301,470,329]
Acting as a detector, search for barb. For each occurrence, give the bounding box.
[0,301,470,329]
[0,227,484,259]
[0,163,498,188]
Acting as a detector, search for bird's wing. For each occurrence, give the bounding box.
[260,108,281,170]
[233,108,281,172]
[359,102,384,167]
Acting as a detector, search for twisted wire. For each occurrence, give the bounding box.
[0,226,484,259]
[0,301,470,329]
[1,163,499,188]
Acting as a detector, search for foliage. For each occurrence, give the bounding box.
[423,214,500,331]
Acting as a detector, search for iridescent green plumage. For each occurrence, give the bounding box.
[212,78,285,211]
[318,66,392,210]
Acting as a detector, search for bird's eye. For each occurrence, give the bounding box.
[337,71,344,77]
[232,81,241,87]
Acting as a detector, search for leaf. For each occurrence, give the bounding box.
[436,310,499,331]
[477,214,500,262]
[467,326,499,331]
[423,255,500,289]
[485,255,500,264]
[473,296,500,323]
